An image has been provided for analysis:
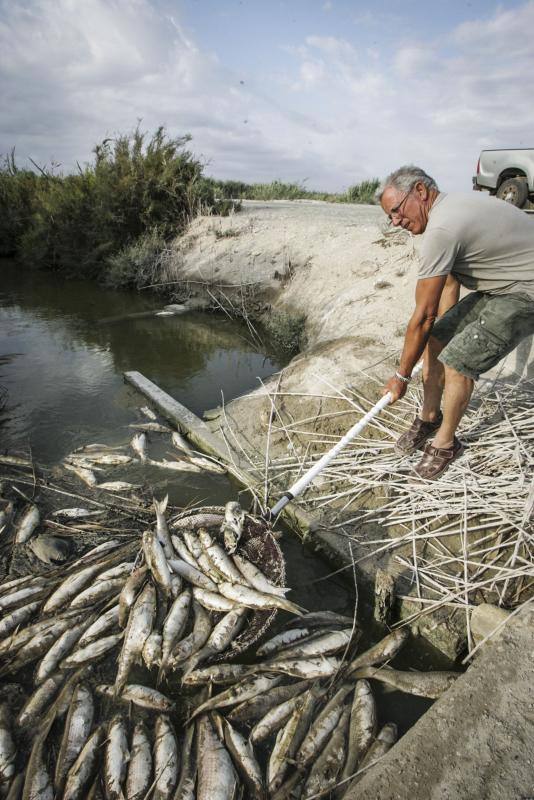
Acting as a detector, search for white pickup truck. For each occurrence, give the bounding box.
[473,148,534,209]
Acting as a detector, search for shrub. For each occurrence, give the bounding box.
[262,309,307,357]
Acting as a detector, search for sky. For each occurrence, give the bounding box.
[1,0,534,192]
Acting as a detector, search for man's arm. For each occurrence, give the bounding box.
[383,274,449,402]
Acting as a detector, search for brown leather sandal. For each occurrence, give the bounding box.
[414,437,464,480]
[395,412,443,455]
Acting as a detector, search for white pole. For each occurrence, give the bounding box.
[268,362,423,518]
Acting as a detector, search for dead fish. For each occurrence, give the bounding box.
[256,627,312,657]
[0,501,14,532]
[17,674,65,728]
[22,729,54,800]
[173,721,195,800]
[153,715,178,800]
[131,432,147,461]
[171,535,198,567]
[126,721,152,800]
[97,481,141,492]
[51,507,105,519]
[63,462,98,488]
[198,529,246,584]
[182,663,250,687]
[273,628,354,661]
[302,705,350,799]
[189,675,283,721]
[142,530,172,597]
[118,565,148,627]
[115,583,156,693]
[28,534,71,564]
[129,422,170,433]
[353,722,398,782]
[97,684,174,712]
[104,716,129,800]
[351,665,459,699]
[252,656,342,680]
[340,679,377,785]
[183,607,247,673]
[14,504,40,544]
[61,633,124,668]
[160,590,192,668]
[196,716,237,800]
[153,495,174,559]
[172,513,226,532]
[142,632,163,669]
[191,587,239,613]
[75,443,126,453]
[85,453,134,466]
[54,684,94,795]
[218,581,305,616]
[168,559,218,592]
[63,724,106,800]
[169,601,212,666]
[268,690,317,794]
[96,562,134,582]
[221,501,245,554]
[227,680,310,725]
[232,552,290,597]
[220,715,264,799]
[170,431,193,456]
[36,619,92,684]
[0,703,16,789]
[43,562,105,613]
[250,690,309,744]
[0,582,46,613]
[297,683,353,768]
[0,600,40,640]
[345,628,409,674]
[140,406,157,420]
[148,458,202,472]
[288,611,355,629]
[0,454,32,469]
[78,605,120,647]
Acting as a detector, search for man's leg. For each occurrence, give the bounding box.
[420,335,445,423]
[431,365,474,450]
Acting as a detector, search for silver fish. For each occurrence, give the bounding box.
[196,716,237,800]
[173,721,195,800]
[217,581,305,616]
[160,590,192,667]
[190,675,283,721]
[118,565,147,627]
[96,562,134,581]
[353,722,398,782]
[168,559,218,592]
[227,680,310,725]
[268,689,317,794]
[129,423,170,433]
[79,605,120,647]
[17,674,64,728]
[0,600,40,640]
[253,655,341,680]
[297,683,353,768]
[171,431,193,456]
[148,458,202,472]
[51,508,105,519]
[346,628,409,674]
[232,552,290,597]
[140,406,157,420]
[250,690,309,744]
[63,724,106,800]
[191,587,239,613]
[220,715,264,799]
[188,455,226,474]
[350,665,459,699]
[54,684,94,795]
[70,577,124,609]
[63,462,98,488]
[302,705,350,799]
[183,607,247,673]
[43,562,105,613]
[115,583,156,693]
[35,619,92,684]
[61,633,124,668]
[183,530,203,559]
[340,679,377,784]
[198,529,246,584]
[256,627,312,657]
[154,495,174,559]
[221,501,245,554]
[273,628,353,660]
[85,453,134,466]
[169,600,212,666]
[97,684,174,712]
[97,481,140,492]
[153,715,178,800]
[182,663,250,687]
[23,732,54,800]
[14,504,40,544]
[0,703,16,789]
[142,632,163,669]
[0,582,46,613]
[171,535,198,568]
[142,530,172,597]
[104,716,129,800]
[126,721,152,800]
[131,432,147,461]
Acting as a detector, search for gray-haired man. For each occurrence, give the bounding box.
[378,165,534,480]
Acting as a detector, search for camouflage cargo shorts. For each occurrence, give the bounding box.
[431,291,534,380]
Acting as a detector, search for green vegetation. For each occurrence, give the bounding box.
[0,127,234,280]
[209,177,380,204]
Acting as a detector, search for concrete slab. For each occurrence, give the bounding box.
[344,602,534,800]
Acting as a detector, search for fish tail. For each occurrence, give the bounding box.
[153,494,169,515]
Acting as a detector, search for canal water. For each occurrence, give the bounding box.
[0,259,437,736]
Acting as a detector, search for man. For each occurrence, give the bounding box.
[378,165,534,480]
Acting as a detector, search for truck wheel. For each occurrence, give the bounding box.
[496,178,528,207]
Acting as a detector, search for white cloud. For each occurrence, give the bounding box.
[1,0,534,191]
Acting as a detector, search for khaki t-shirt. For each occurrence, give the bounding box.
[417,192,534,300]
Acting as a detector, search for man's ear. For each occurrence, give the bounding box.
[415,180,428,199]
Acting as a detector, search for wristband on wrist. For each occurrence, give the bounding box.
[394,371,412,384]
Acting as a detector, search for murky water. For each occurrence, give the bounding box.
[0,259,441,737]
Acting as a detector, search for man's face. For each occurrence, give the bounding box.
[380,182,430,235]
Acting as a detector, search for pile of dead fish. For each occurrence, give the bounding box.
[61,406,226,493]
[0,483,460,798]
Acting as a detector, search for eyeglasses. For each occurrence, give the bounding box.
[387,185,415,223]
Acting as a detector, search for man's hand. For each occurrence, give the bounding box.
[382,375,408,404]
